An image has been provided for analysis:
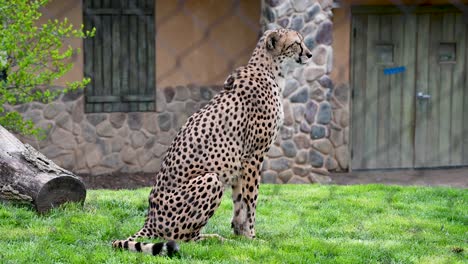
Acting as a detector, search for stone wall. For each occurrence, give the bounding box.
[14,0,351,184]
[259,0,349,184]
[16,85,223,176]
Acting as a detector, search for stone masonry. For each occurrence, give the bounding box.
[15,0,350,184]
[259,0,349,184]
[15,85,223,176]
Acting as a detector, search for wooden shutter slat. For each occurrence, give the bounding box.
[85,8,153,15]
[122,95,155,102]
[86,96,121,103]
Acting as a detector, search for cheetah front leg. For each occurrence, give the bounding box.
[231,159,261,238]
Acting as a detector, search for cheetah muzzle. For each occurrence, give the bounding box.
[112,28,312,256]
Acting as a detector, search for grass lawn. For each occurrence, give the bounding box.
[0,184,466,263]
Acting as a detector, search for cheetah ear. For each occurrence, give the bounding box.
[266,31,279,51]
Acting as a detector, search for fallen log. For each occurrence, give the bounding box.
[0,124,86,213]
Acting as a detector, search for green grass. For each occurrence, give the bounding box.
[0,184,466,263]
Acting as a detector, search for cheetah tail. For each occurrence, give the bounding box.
[112,239,180,257]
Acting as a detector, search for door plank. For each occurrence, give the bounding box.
[414,14,431,168]
[376,15,392,168]
[450,14,465,166]
[83,0,94,113]
[138,0,148,112]
[388,14,405,168]
[400,14,417,168]
[363,15,380,169]
[464,22,468,165]
[102,3,112,112]
[425,14,443,167]
[111,11,121,112]
[351,15,368,170]
[438,13,455,166]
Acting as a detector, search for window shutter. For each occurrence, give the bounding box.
[83,0,155,112]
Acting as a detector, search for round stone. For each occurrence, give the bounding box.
[283,101,294,126]
[200,86,213,101]
[312,45,327,66]
[174,85,190,101]
[304,35,316,51]
[280,126,294,140]
[288,175,310,184]
[300,121,311,133]
[86,114,107,127]
[263,7,276,23]
[305,4,321,22]
[128,112,143,130]
[266,0,281,8]
[316,20,333,45]
[318,75,333,89]
[311,87,325,102]
[158,113,172,132]
[335,145,349,169]
[96,121,114,137]
[281,140,297,158]
[304,65,325,82]
[267,145,283,158]
[163,87,175,103]
[283,79,299,97]
[276,1,293,17]
[109,112,126,129]
[290,88,309,103]
[312,138,332,155]
[326,156,338,170]
[293,105,305,122]
[261,170,278,184]
[293,134,311,149]
[310,125,326,139]
[278,17,290,28]
[44,103,65,120]
[317,102,332,125]
[62,89,83,102]
[102,153,121,168]
[334,83,349,104]
[278,169,293,183]
[304,101,317,124]
[130,131,148,149]
[290,15,304,31]
[121,146,137,164]
[269,158,291,172]
[295,150,308,164]
[309,149,324,168]
[293,0,312,12]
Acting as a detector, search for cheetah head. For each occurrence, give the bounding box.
[265,29,312,65]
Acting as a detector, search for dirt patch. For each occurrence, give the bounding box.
[78,173,155,190]
[330,167,467,188]
[79,168,467,190]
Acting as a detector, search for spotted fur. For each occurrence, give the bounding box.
[112,29,312,256]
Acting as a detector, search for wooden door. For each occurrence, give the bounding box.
[351,7,468,170]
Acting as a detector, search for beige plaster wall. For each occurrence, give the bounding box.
[42,0,260,90]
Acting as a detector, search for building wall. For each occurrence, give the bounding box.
[17,0,261,177]
[257,0,340,185]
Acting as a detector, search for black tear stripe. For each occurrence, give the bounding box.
[123,241,129,249]
[135,242,142,252]
[152,242,164,256]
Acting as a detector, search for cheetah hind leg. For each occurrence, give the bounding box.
[184,173,226,242]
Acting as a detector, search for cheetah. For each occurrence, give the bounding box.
[112,28,312,256]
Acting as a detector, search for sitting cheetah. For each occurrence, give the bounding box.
[112,28,312,256]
